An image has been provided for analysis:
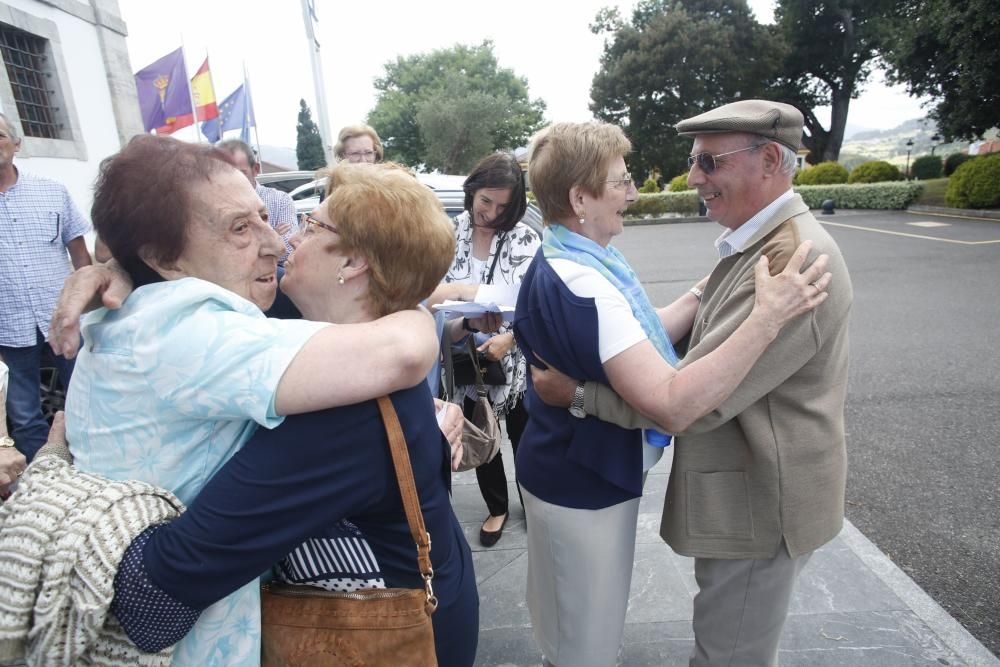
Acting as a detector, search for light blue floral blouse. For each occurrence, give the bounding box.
[66,277,327,667]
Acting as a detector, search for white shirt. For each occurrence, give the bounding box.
[714,188,795,258]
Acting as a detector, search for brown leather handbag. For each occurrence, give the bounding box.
[260,396,438,666]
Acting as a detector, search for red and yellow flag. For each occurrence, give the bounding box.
[190,58,219,122]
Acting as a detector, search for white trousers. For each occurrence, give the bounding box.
[521,486,641,667]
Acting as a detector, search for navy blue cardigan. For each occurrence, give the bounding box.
[513,251,643,509]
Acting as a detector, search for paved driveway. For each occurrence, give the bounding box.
[612,209,1000,657]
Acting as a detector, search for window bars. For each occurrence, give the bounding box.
[0,25,60,139]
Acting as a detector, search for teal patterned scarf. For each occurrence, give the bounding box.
[542,224,678,366]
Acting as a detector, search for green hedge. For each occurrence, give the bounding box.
[848,160,903,183]
[911,155,942,180]
[946,154,1000,208]
[638,176,661,194]
[943,152,972,176]
[794,182,923,209]
[795,161,848,185]
[667,174,692,192]
[625,191,699,217]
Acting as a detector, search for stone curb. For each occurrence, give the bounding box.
[907,204,1000,221]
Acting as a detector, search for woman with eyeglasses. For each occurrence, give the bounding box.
[429,152,540,548]
[46,138,467,666]
[511,121,832,666]
[334,123,383,164]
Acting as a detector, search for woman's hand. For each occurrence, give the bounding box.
[434,399,464,472]
[49,260,134,359]
[752,240,832,336]
[478,332,515,361]
[0,447,25,498]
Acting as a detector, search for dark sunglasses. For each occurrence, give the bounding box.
[688,144,765,174]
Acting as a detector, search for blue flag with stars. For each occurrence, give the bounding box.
[201,82,255,143]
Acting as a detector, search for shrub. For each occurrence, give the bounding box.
[910,155,942,180]
[667,174,692,192]
[794,182,923,210]
[625,192,699,217]
[848,160,903,184]
[943,152,972,176]
[945,154,1000,208]
[795,161,848,185]
[638,177,661,194]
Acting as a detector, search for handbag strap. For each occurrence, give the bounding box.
[484,232,506,284]
[375,396,438,612]
[464,336,490,397]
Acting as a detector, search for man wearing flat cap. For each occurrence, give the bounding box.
[532,99,853,665]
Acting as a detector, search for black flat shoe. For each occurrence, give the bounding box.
[479,513,508,547]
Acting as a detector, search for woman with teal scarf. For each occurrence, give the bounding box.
[512,121,831,667]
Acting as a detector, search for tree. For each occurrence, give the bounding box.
[880,0,1000,141]
[415,78,506,173]
[367,41,546,169]
[772,0,896,164]
[589,0,785,178]
[296,99,325,171]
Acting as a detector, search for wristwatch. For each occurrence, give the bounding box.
[569,382,587,419]
[0,436,15,448]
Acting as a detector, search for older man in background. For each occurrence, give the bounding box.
[0,112,91,461]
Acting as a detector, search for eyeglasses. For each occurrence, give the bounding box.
[688,145,765,174]
[302,214,338,236]
[343,150,377,163]
[605,172,634,190]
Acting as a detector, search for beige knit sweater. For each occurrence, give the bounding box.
[0,442,184,666]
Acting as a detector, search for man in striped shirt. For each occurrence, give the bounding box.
[0,112,92,461]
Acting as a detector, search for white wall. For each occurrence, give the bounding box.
[3,0,125,218]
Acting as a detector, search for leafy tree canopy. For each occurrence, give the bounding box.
[773,0,895,163]
[590,0,785,178]
[880,0,1000,141]
[367,41,546,171]
[296,98,325,171]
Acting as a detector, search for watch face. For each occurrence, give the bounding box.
[569,406,586,419]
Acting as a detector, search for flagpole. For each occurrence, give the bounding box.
[179,36,202,143]
[300,0,335,166]
[244,62,262,163]
[202,51,218,144]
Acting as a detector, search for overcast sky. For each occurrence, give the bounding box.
[118,0,931,151]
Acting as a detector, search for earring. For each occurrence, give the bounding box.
[579,217,586,225]
[337,273,345,285]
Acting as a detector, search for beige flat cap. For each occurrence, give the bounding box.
[676,100,804,151]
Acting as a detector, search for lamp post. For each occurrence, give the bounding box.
[930,134,942,156]
[905,139,914,179]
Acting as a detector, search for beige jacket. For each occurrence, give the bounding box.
[585,195,852,558]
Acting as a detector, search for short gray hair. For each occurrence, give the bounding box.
[776,143,797,176]
[218,138,258,167]
[0,112,21,143]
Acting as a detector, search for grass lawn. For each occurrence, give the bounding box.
[915,178,949,206]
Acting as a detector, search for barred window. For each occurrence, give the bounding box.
[0,24,60,139]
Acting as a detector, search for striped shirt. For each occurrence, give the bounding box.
[0,170,91,345]
[255,182,296,264]
[714,188,795,258]
[276,519,386,593]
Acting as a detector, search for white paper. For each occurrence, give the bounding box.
[474,283,519,308]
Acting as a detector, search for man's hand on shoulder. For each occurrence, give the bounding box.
[531,362,577,408]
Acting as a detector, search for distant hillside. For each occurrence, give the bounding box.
[839,118,966,164]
